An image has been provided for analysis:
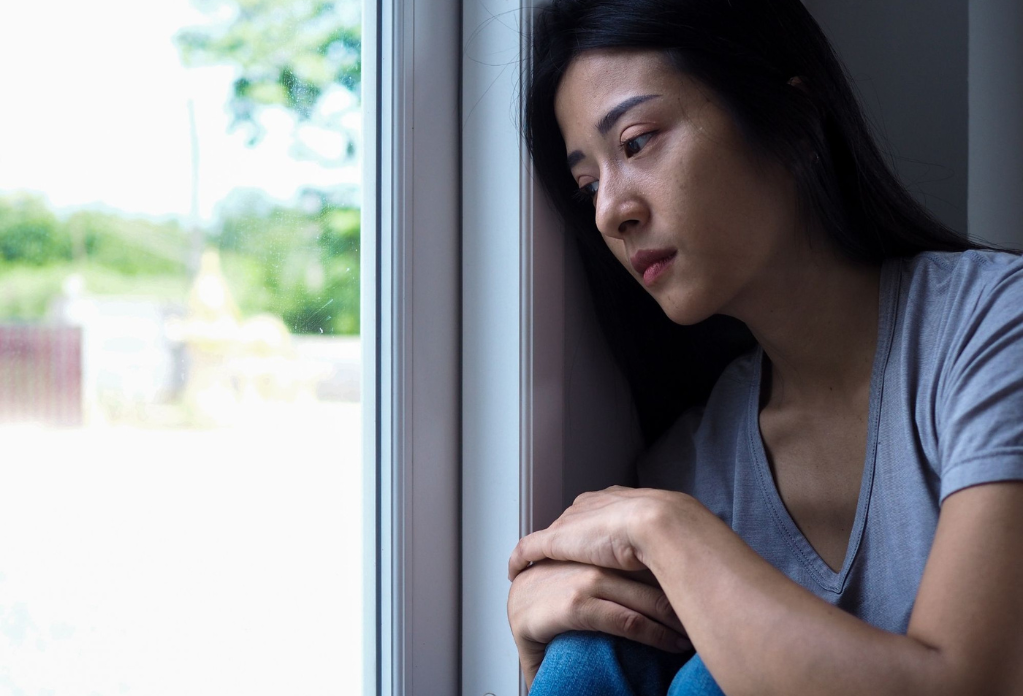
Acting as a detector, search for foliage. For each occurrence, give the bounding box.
[216,195,359,334]
[66,210,191,276]
[2,0,363,336]
[174,0,363,335]
[176,0,361,147]
[0,194,71,265]
[0,260,191,321]
[0,193,359,335]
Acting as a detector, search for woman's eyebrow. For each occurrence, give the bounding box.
[597,94,660,135]
[566,94,662,170]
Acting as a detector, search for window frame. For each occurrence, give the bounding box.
[371,0,463,692]
[461,1,568,694]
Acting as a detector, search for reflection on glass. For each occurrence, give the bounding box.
[0,1,364,693]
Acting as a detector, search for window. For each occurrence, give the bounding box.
[0,2,371,693]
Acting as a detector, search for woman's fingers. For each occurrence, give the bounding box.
[509,561,688,648]
[508,531,545,579]
[510,527,578,579]
[508,487,670,579]
[507,521,643,579]
[595,570,687,636]
[580,597,689,654]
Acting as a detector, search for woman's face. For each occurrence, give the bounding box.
[554,49,803,325]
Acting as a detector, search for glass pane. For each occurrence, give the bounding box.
[0,1,368,693]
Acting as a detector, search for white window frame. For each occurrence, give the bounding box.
[369,0,462,692]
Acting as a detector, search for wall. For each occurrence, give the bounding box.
[804,0,969,234]
[969,0,1023,249]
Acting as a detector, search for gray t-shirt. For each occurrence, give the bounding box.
[638,250,1023,634]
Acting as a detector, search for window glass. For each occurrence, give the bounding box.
[0,1,368,693]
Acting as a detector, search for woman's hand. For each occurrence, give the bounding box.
[507,559,690,687]
[508,486,688,580]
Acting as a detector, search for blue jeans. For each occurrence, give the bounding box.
[529,631,725,696]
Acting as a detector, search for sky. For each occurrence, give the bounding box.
[0,0,362,223]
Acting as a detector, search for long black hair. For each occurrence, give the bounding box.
[525,0,987,445]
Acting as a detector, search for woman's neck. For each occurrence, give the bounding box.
[733,247,882,409]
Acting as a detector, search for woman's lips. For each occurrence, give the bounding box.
[631,249,678,285]
[643,252,676,284]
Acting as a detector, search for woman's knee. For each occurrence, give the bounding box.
[530,631,687,696]
[544,630,618,662]
[530,632,619,695]
[666,653,726,696]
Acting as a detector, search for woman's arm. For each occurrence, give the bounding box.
[510,482,1023,696]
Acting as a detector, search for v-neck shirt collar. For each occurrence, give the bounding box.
[744,259,900,593]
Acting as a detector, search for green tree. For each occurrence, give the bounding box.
[66,210,190,276]
[216,194,360,334]
[0,195,193,321]
[0,194,70,266]
[176,0,361,150]
[176,0,362,335]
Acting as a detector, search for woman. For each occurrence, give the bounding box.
[507,0,1023,694]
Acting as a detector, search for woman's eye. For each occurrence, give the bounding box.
[623,132,654,157]
[573,180,599,205]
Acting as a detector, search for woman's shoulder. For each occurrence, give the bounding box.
[888,248,1023,390]
[887,249,1023,349]
[895,248,1023,299]
[892,249,1023,501]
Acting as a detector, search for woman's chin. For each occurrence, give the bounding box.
[656,293,718,327]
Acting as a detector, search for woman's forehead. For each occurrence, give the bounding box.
[554,50,684,134]
[558,50,673,97]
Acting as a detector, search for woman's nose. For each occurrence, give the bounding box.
[593,173,647,239]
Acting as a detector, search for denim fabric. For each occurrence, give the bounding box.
[529,631,725,696]
[665,653,725,696]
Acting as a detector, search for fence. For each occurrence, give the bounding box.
[0,324,83,426]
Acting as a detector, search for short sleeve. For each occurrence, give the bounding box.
[936,253,1023,502]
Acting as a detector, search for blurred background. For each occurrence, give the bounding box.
[0,0,366,693]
